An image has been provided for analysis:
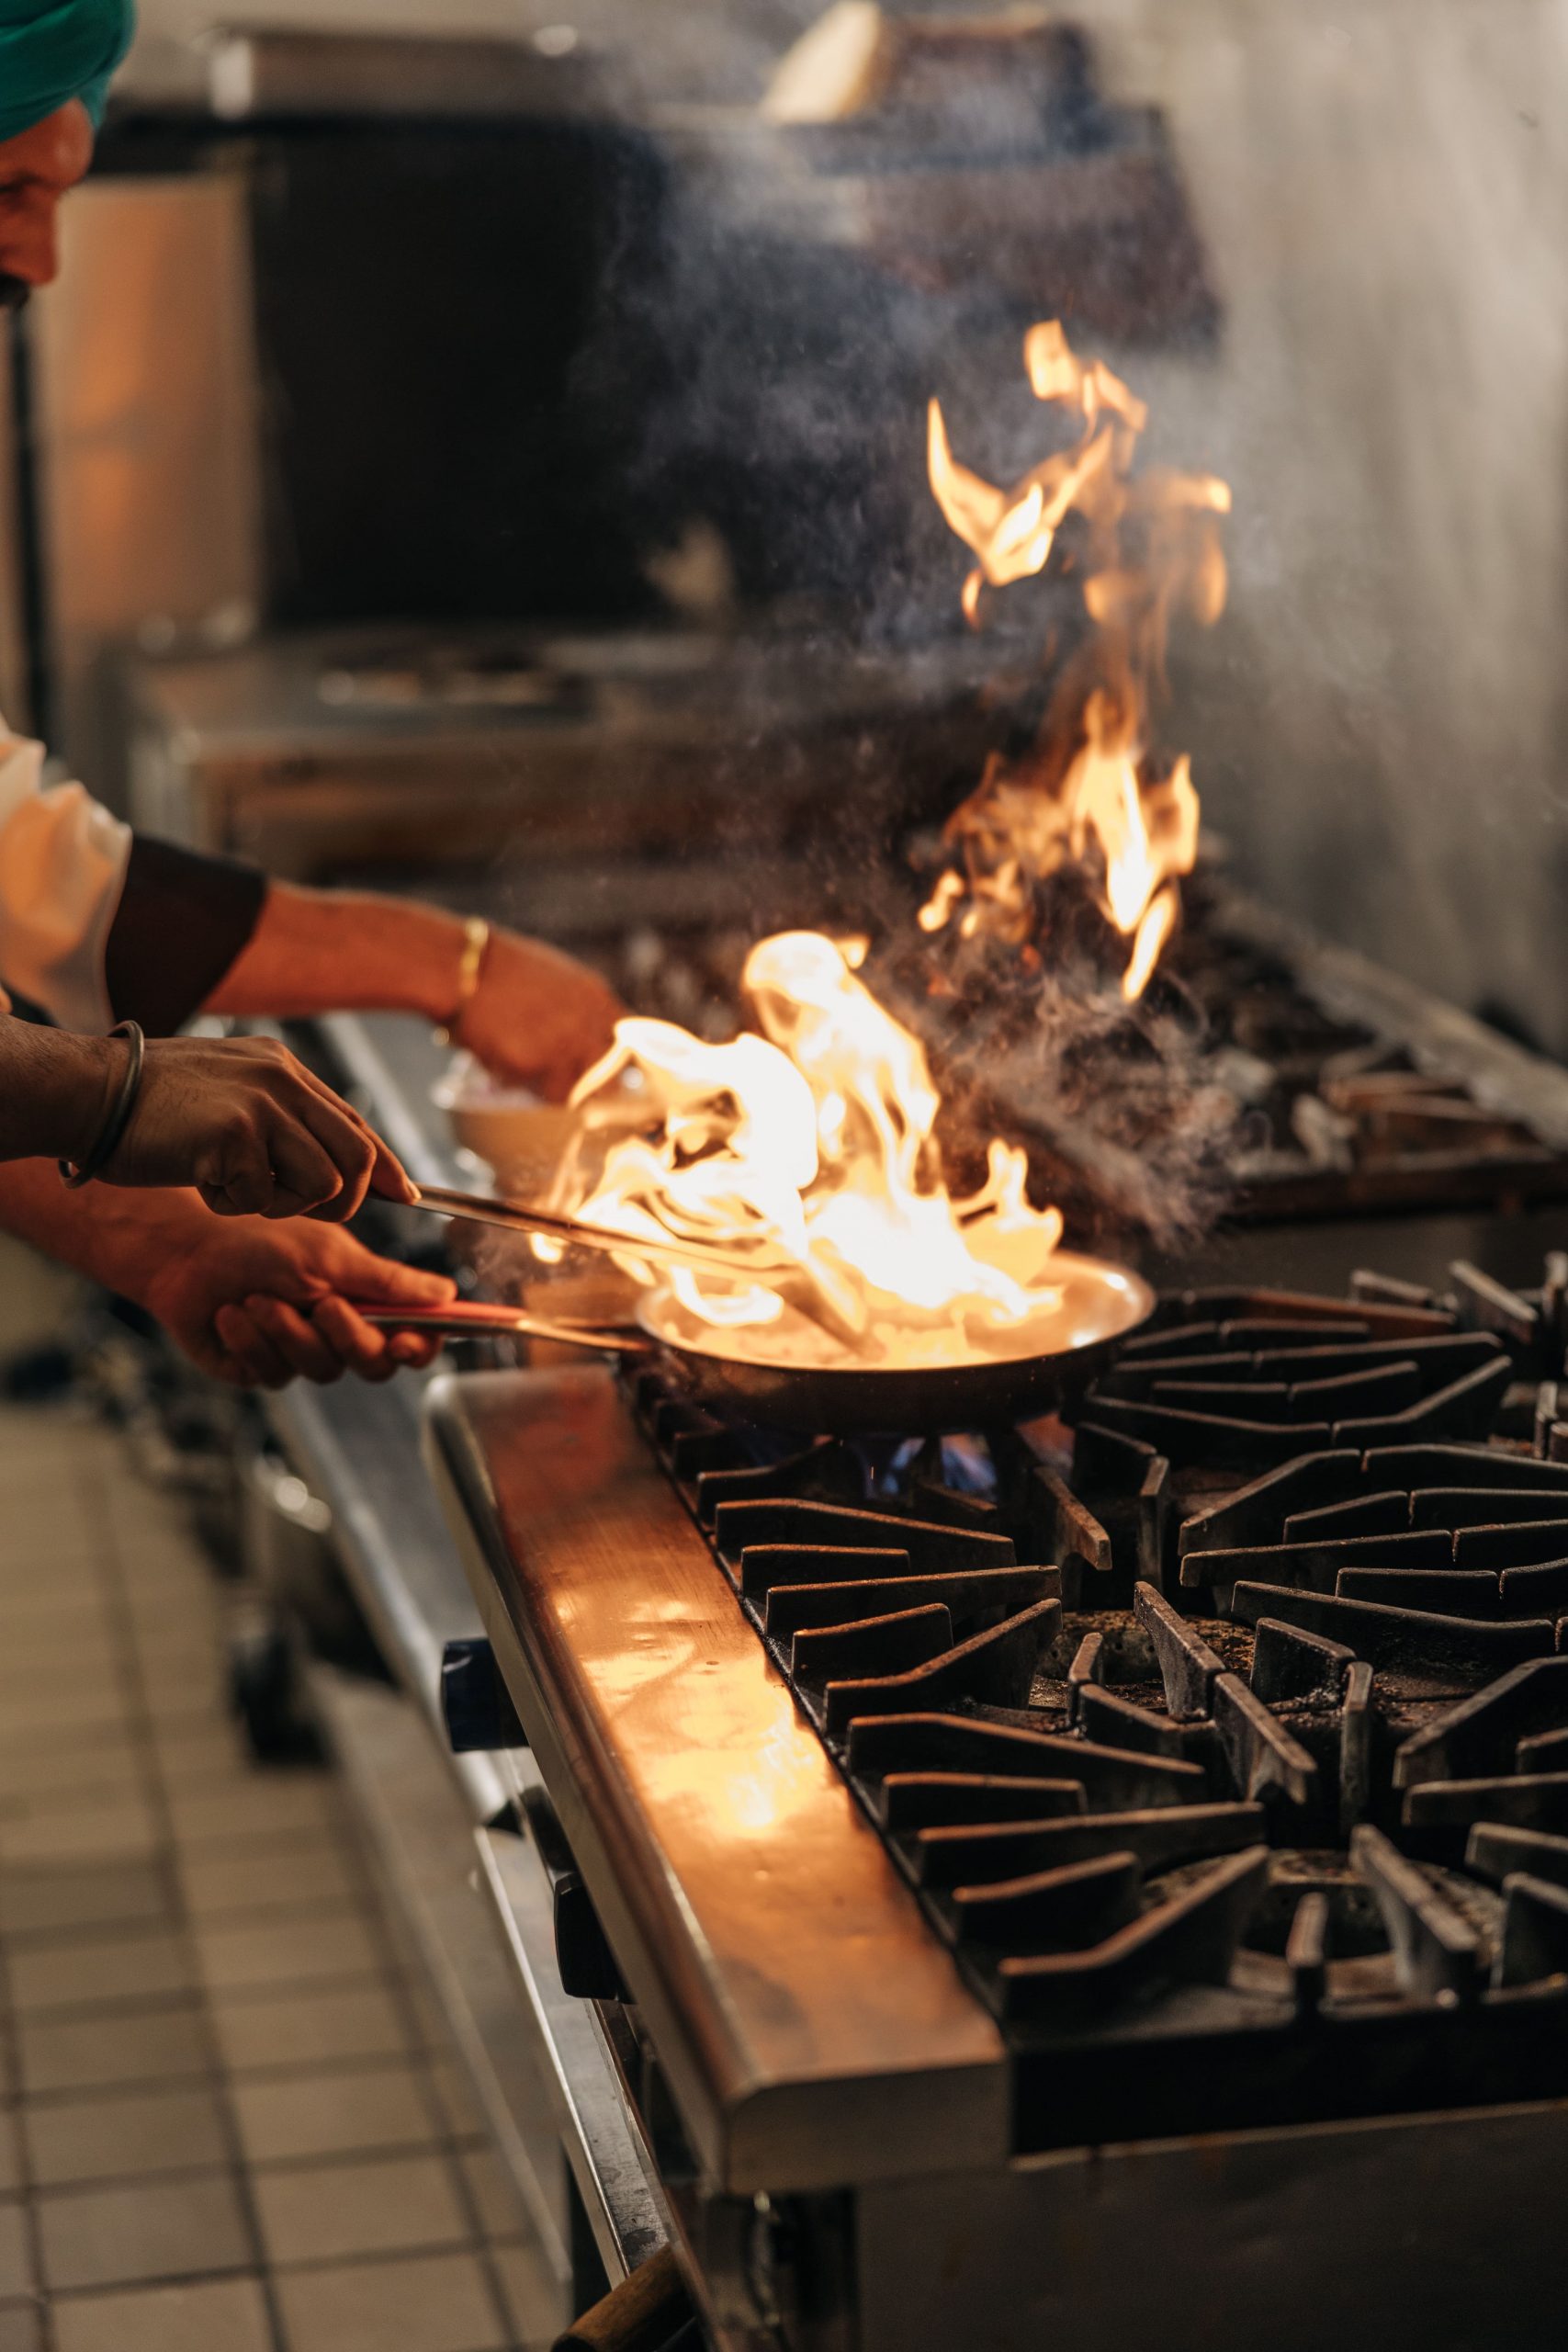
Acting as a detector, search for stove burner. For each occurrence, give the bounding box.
[630,1250,1568,2148]
[864,876,1568,1244]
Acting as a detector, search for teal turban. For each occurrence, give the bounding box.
[0,0,136,142]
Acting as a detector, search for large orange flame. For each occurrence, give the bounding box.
[549,931,1065,1366]
[924,320,1228,998]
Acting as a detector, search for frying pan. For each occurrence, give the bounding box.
[359,1250,1155,1436]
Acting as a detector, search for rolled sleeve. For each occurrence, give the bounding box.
[0,711,268,1037]
[0,718,129,1034]
[103,833,268,1035]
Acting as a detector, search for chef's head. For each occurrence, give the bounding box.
[0,1,135,306]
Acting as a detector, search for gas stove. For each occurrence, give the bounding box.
[863,876,1568,1241]
[424,1247,1568,2351]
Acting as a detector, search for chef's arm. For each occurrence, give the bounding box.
[0,711,620,1098]
[0,1012,414,1218]
[0,1016,123,1165]
[0,1158,453,1387]
[0,720,264,1037]
[203,879,624,1102]
[204,883,477,1026]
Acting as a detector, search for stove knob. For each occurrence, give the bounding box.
[440,1638,526,1753]
[554,1871,626,2000]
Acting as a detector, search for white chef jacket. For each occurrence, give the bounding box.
[0,708,130,1033]
[0,707,265,1035]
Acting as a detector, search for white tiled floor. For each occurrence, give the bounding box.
[0,1243,556,2352]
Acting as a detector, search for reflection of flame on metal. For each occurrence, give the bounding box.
[551,930,1064,1365]
[924,319,1228,999]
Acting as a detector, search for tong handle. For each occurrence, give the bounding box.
[352,1300,648,1354]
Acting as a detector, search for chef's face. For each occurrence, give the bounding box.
[0,102,94,309]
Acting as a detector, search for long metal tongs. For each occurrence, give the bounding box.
[355,1296,647,1351]
[406,1182,872,1354]
[408,1182,789,1282]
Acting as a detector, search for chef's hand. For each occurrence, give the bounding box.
[454,929,623,1102]
[141,1218,456,1388]
[105,1035,415,1221]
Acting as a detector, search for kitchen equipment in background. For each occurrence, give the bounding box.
[8,64,664,792]
[200,25,604,122]
[9,7,1225,800]
[405,854,1568,1245]
[18,172,263,784]
[847,868,1568,1245]
[121,624,997,879]
[753,4,1220,338]
[667,6,1218,344]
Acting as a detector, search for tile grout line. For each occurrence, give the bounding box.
[90,1451,296,2352]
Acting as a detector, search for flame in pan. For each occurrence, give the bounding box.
[550,930,1065,1366]
[924,319,1227,998]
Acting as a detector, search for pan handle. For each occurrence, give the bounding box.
[349,1300,650,1355]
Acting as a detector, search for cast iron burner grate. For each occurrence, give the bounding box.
[629,1249,1568,2149]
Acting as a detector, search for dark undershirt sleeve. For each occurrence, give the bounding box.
[103,835,269,1035]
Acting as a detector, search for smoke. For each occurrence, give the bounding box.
[864,884,1239,1254]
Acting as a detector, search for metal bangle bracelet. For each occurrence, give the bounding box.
[60,1021,146,1188]
[436,915,491,1046]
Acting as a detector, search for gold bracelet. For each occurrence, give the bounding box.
[437,915,491,1046]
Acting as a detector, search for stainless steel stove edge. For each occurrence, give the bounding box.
[423,1366,1010,2201]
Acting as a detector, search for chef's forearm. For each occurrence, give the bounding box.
[203,882,469,1026]
[0,1018,118,1165]
[0,1154,204,1293]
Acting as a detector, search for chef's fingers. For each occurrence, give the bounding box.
[283,1098,377,1224]
[348,1255,457,1306]
[213,1304,294,1388]
[289,1069,416,1209]
[244,1295,344,1384]
[258,1123,350,1221]
[198,1171,329,1221]
[310,1294,404,1382]
[198,1170,276,1219]
[390,1329,442,1368]
[368,1132,418,1205]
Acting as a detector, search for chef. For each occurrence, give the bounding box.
[0,714,622,1387]
[0,0,623,1385]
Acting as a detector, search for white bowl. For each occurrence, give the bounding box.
[433,1056,580,1192]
